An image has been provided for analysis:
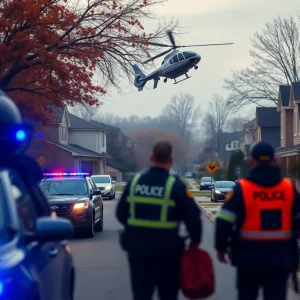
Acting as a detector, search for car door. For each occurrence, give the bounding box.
[87,178,101,222]
[7,169,67,300]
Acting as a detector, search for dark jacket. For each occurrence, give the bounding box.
[116,167,202,257]
[215,165,300,269]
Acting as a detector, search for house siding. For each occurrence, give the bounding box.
[261,127,280,149]
[27,140,74,171]
[68,130,106,154]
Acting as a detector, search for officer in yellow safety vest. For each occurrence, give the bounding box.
[116,140,202,300]
[214,141,300,300]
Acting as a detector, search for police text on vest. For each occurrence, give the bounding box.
[253,190,285,201]
[135,184,164,197]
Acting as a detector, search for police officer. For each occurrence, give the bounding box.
[0,89,45,187]
[116,140,202,300]
[214,141,300,300]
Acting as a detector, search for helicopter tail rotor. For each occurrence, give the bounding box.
[133,64,147,91]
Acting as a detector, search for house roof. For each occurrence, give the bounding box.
[256,107,280,127]
[276,144,300,154]
[279,85,291,107]
[243,118,255,131]
[292,82,300,102]
[49,141,111,158]
[49,105,66,123]
[219,131,241,149]
[90,119,120,133]
[68,113,106,131]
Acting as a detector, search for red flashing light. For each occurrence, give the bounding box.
[43,172,89,176]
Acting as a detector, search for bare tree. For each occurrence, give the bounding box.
[225,116,252,132]
[71,102,99,121]
[224,15,300,109]
[201,94,234,152]
[93,112,122,125]
[162,93,201,173]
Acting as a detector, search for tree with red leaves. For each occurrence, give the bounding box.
[0,0,177,122]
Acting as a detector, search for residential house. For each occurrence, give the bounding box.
[239,118,256,156]
[255,107,280,149]
[276,83,300,179]
[27,106,111,175]
[90,119,136,181]
[217,131,242,165]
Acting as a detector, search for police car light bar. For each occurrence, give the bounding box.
[43,172,89,176]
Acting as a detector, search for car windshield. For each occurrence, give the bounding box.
[215,182,235,188]
[40,179,87,196]
[91,176,110,183]
[201,177,213,182]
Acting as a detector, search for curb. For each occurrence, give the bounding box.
[197,201,216,223]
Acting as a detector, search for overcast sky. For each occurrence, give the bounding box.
[96,0,300,119]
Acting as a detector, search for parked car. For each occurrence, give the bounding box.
[211,181,236,202]
[40,172,103,238]
[199,176,215,190]
[91,174,116,200]
[0,167,75,300]
[185,172,193,178]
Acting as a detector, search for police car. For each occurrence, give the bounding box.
[0,167,75,300]
[40,172,104,238]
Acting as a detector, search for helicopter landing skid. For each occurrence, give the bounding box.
[174,74,190,84]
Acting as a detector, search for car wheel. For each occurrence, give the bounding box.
[86,213,95,238]
[69,269,75,300]
[95,208,103,232]
[113,192,116,199]
[109,194,113,200]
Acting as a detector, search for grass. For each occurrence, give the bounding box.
[115,184,125,192]
[192,191,210,197]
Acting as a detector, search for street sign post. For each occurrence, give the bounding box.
[206,161,218,174]
[235,164,242,179]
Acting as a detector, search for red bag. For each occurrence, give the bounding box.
[180,246,215,299]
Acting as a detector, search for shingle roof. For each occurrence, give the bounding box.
[68,113,102,130]
[49,141,111,158]
[279,85,291,107]
[90,119,118,133]
[292,82,300,101]
[49,105,66,123]
[276,144,300,154]
[256,107,280,127]
[219,131,241,149]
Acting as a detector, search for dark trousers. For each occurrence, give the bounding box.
[128,253,181,300]
[237,268,291,300]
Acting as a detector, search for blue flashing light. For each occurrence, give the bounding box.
[43,172,89,177]
[15,130,26,141]
[0,280,3,296]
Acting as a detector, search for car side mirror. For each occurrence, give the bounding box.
[35,217,73,241]
[112,181,116,184]
[92,190,101,196]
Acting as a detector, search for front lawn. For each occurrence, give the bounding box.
[115,184,125,192]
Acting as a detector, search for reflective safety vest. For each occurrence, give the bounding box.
[239,178,294,241]
[126,175,179,229]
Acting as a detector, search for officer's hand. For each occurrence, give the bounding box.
[217,252,229,264]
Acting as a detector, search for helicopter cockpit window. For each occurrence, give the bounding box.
[169,58,173,64]
[178,53,184,61]
[183,52,195,58]
[173,55,179,63]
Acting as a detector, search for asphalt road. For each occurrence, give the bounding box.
[69,192,240,300]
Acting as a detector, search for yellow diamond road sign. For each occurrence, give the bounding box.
[37,156,45,166]
[206,161,218,174]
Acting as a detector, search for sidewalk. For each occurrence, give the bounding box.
[197,199,300,300]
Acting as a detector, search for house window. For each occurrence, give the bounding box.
[59,124,67,143]
[227,144,231,149]
[294,108,298,136]
[101,132,105,147]
[233,142,237,149]
[281,113,284,138]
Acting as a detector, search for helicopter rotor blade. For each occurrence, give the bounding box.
[176,43,234,48]
[167,30,176,48]
[142,48,173,64]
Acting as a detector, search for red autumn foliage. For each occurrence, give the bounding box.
[129,129,185,170]
[0,0,177,122]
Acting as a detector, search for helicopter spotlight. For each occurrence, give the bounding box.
[132,30,233,91]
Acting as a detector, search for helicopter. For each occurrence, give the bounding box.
[132,31,233,91]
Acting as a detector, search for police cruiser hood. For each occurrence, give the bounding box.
[246,165,282,187]
[47,195,89,204]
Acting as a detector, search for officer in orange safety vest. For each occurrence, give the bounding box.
[214,141,300,300]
